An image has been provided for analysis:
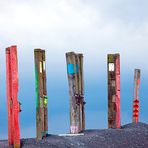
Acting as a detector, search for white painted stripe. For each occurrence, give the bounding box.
[39,62,42,73]
[58,133,84,137]
[43,61,46,70]
[109,63,115,71]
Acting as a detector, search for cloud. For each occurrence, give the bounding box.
[0,0,147,90]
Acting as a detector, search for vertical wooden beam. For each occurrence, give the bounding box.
[66,52,85,134]
[132,69,140,123]
[107,53,120,129]
[34,49,48,140]
[6,45,21,148]
[42,50,48,136]
[34,49,42,140]
[78,54,85,131]
[66,52,79,134]
[6,48,13,146]
[11,46,20,148]
[77,55,82,130]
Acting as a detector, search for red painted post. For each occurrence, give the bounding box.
[107,54,120,129]
[6,48,13,145]
[132,69,140,123]
[6,46,21,148]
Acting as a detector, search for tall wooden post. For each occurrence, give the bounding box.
[107,54,120,129]
[132,69,140,123]
[66,52,85,134]
[34,49,48,140]
[6,45,21,148]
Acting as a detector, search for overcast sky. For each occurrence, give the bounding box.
[0,0,148,74]
[0,0,148,139]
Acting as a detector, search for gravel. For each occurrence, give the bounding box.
[1,122,148,148]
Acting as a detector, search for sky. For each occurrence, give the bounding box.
[0,0,148,139]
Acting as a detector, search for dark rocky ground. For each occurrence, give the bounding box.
[1,122,148,148]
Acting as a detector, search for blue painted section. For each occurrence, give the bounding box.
[67,63,79,74]
[67,64,75,74]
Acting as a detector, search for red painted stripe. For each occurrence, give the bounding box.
[6,46,20,147]
[6,48,13,145]
[10,46,20,147]
[115,55,120,128]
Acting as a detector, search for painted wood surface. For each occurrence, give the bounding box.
[66,52,85,134]
[6,46,21,148]
[132,69,140,123]
[34,49,48,140]
[107,54,120,129]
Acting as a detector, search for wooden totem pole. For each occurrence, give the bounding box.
[107,53,120,129]
[34,49,48,140]
[132,69,140,123]
[66,52,85,134]
[6,45,21,148]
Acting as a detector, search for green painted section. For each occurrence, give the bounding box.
[41,131,48,137]
[40,97,43,108]
[35,65,39,110]
[44,96,48,106]
[108,54,114,63]
[45,131,48,135]
[42,132,45,137]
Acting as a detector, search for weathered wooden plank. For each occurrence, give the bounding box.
[39,50,45,138]
[66,52,79,133]
[10,46,20,148]
[77,55,82,130]
[132,69,140,123]
[79,54,85,130]
[42,50,48,136]
[66,52,85,134]
[6,46,21,148]
[107,54,120,129]
[115,54,120,128]
[6,48,13,145]
[74,54,81,132]
[34,49,42,140]
[34,49,48,140]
